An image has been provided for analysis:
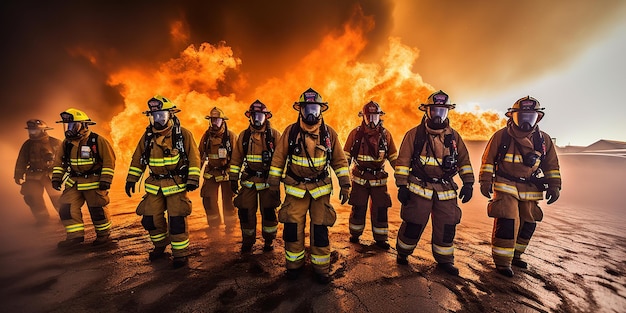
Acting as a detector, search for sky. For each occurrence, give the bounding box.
[1,0,625,147]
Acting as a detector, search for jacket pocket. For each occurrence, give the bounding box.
[278,202,291,223]
[532,203,544,222]
[322,203,337,226]
[136,194,149,215]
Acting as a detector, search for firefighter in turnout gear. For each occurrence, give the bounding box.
[479,96,561,277]
[51,109,116,248]
[344,101,398,249]
[125,95,201,268]
[15,119,63,225]
[229,100,282,252]
[199,107,238,233]
[268,88,351,284]
[394,90,474,276]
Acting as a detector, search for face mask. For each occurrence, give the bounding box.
[427,106,449,125]
[28,129,44,139]
[150,111,170,130]
[250,112,266,128]
[211,117,224,130]
[64,122,83,139]
[513,111,539,131]
[301,104,321,125]
[366,113,381,128]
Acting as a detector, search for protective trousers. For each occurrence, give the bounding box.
[136,190,192,258]
[20,176,61,223]
[234,186,278,246]
[489,193,539,268]
[279,193,335,274]
[201,178,236,230]
[396,190,462,264]
[58,186,111,240]
[348,183,391,242]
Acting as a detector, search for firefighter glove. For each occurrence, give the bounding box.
[269,185,281,204]
[14,177,23,185]
[339,186,350,205]
[230,180,239,194]
[186,183,199,192]
[52,180,62,191]
[459,183,473,203]
[398,185,410,206]
[480,183,492,199]
[125,181,135,197]
[546,187,560,204]
[99,181,111,190]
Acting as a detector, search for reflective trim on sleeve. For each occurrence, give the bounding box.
[388,152,398,161]
[188,167,201,176]
[481,164,494,173]
[269,166,283,177]
[544,170,561,179]
[100,168,114,176]
[395,166,410,176]
[229,164,241,174]
[334,166,349,177]
[53,166,65,175]
[458,165,473,176]
[128,166,143,177]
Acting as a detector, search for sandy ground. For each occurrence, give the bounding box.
[0,147,625,313]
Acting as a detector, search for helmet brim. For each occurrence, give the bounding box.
[419,103,455,111]
[144,108,181,115]
[293,102,329,112]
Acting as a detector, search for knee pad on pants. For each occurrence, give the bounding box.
[313,224,329,247]
[59,203,72,220]
[404,222,423,240]
[519,221,537,240]
[141,215,156,231]
[443,224,457,244]
[495,218,515,240]
[283,223,297,242]
[238,208,249,223]
[169,216,186,235]
[377,207,389,222]
[263,207,277,221]
[88,206,106,221]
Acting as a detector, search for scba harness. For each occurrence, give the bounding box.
[409,123,459,184]
[494,128,548,190]
[286,120,332,183]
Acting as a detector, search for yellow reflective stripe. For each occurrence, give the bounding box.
[269,166,283,177]
[437,189,457,201]
[162,184,186,196]
[66,223,85,233]
[419,156,443,166]
[150,232,168,242]
[203,173,229,181]
[285,185,306,198]
[241,181,254,188]
[53,167,65,175]
[309,184,332,199]
[101,168,114,176]
[188,167,201,176]
[334,166,349,177]
[229,165,241,173]
[148,154,181,166]
[262,225,278,233]
[515,243,527,254]
[291,155,327,167]
[494,182,518,195]
[372,226,388,235]
[70,158,95,166]
[65,178,76,187]
[349,223,365,232]
[246,154,263,162]
[492,246,514,257]
[145,183,160,195]
[129,166,143,177]
[395,166,410,176]
[77,182,100,190]
[94,221,111,231]
[481,164,494,173]
[352,177,368,185]
[388,152,398,160]
[206,154,220,160]
[433,244,454,256]
[520,191,543,200]
[545,170,561,179]
[397,238,416,251]
[503,154,524,163]
[171,239,190,250]
[242,228,255,236]
[357,155,384,162]
[255,182,269,190]
[285,250,305,262]
[310,253,331,265]
[458,165,473,175]
[407,182,433,200]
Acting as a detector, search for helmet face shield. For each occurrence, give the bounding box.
[513,111,539,131]
[427,106,449,125]
[250,112,266,128]
[149,110,170,130]
[210,117,224,129]
[64,122,83,139]
[365,113,381,128]
[301,103,321,125]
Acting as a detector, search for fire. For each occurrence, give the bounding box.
[108,7,505,170]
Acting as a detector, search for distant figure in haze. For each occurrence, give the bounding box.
[479,96,561,277]
[394,90,475,276]
[344,101,398,249]
[229,100,282,253]
[125,95,201,268]
[14,119,63,225]
[51,109,116,248]
[198,107,238,234]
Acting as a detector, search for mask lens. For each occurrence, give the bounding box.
[66,122,80,133]
[513,111,538,128]
[428,106,449,121]
[151,111,170,129]
[302,104,321,118]
[367,113,380,126]
[252,112,266,126]
[211,117,223,128]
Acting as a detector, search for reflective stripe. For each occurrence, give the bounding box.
[149,154,181,166]
[372,226,388,235]
[285,250,305,262]
[290,155,327,167]
[285,185,306,198]
[203,173,229,182]
[77,182,100,191]
[145,183,160,195]
[94,221,111,231]
[388,153,398,161]
[419,156,443,166]
[53,167,65,175]
[481,164,494,173]
[246,154,263,163]
[395,166,410,176]
[269,166,283,177]
[129,166,143,177]
[311,253,331,265]
[352,176,387,186]
[407,182,433,200]
[433,244,454,256]
[205,154,220,160]
[397,238,416,251]
[70,158,96,166]
[357,154,384,162]
[349,223,365,232]
[544,170,561,179]
[66,223,85,233]
[519,191,543,201]
[458,165,473,175]
[262,225,278,233]
[494,182,518,196]
[171,239,190,250]
[241,180,270,190]
[334,166,349,177]
[65,178,76,188]
[150,232,168,242]
[515,243,527,254]
[229,165,241,174]
[492,246,514,257]
[437,189,457,201]
[309,184,332,199]
[242,228,255,236]
[144,183,185,196]
[503,153,524,164]
[101,168,114,176]
[188,167,201,176]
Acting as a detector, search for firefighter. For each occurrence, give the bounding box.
[268,88,350,284]
[479,96,561,277]
[125,95,201,268]
[344,101,398,249]
[15,119,63,225]
[394,90,474,276]
[51,109,116,248]
[229,100,282,252]
[199,107,238,233]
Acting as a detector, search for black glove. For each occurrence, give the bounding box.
[269,185,281,205]
[339,187,350,205]
[125,181,136,197]
[398,185,411,206]
[52,180,62,191]
[99,181,111,190]
[480,183,492,199]
[459,183,473,203]
[230,180,239,194]
[186,183,199,192]
[546,187,560,204]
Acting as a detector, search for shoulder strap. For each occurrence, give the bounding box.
[349,126,363,161]
[88,132,101,163]
[320,120,332,164]
[241,128,252,157]
[287,122,300,157]
[172,118,189,170]
[411,123,427,165]
[140,126,154,166]
[496,129,511,164]
[222,124,233,161]
[533,128,546,161]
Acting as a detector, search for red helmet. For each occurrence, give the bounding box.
[245,100,272,119]
[358,101,384,128]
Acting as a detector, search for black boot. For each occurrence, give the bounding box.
[512,257,528,269]
[172,256,188,268]
[396,253,409,265]
[375,240,390,250]
[285,268,302,280]
[148,246,166,261]
[315,272,331,284]
[262,241,274,252]
[92,235,111,246]
[437,263,459,276]
[57,237,84,249]
[349,235,360,243]
[241,243,253,253]
[496,266,514,277]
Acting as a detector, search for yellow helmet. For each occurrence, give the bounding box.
[56,108,96,125]
[144,95,180,115]
[292,88,329,112]
[205,107,229,120]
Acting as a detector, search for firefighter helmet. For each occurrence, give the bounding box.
[358,100,385,128]
[56,108,96,125]
[419,90,455,126]
[144,95,180,115]
[25,119,53,130]
[506,96,545,131]
[245,100,272,118]
[292,88,329,112]
[205,107,229,120]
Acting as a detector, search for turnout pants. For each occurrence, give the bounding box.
[348,183,392,242]
[136,190,192,258]
[58,186,111,240]
[488,192,541,268]
[20,175,61,223]
[396,190,462,264]
[234,186,278,246]
[201,179,236,229]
